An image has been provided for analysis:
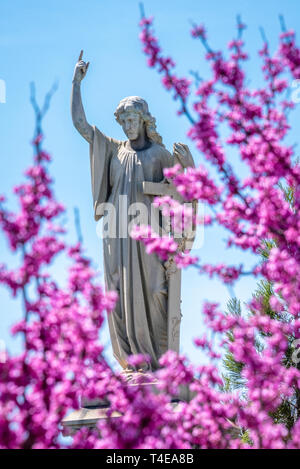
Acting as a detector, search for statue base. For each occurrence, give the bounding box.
[61,372,193,436]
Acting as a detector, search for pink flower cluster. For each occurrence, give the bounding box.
[190,24,206,40]
[200,263,243,284]
[0,135,120,448]
[163,164,221,203]
[130,225,177,261]
[139,17,191,103]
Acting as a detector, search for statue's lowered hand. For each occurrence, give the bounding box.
[72,50,90,83]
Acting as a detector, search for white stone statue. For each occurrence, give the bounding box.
[71,51,196,372]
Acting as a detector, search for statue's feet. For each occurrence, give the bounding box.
[121,367,136,381]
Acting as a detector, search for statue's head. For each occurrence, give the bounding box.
[114,96,163,145]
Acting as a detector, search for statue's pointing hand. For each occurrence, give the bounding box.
[73,50,90,84]
[173,143,195,169]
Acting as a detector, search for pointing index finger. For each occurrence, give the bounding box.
[78,50,83,61]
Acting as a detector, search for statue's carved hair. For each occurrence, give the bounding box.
[114,96,164,146]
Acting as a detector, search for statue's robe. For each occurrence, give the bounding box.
[89,126,174,370]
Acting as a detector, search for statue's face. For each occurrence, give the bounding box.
[119,110,144,141]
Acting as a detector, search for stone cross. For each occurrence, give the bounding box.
[142,180,196,353]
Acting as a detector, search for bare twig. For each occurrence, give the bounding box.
[74,206,83,244]
[30,81,58,139]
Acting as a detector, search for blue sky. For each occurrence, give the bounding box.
[1,0,300,366]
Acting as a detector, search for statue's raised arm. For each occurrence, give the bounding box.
[71,50,94,144]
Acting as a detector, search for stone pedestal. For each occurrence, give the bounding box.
[62,400,189,436]
[62,406,121,435]
[61,373,193,436]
